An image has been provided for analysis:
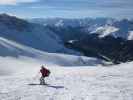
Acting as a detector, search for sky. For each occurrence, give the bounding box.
[0,0,132,19]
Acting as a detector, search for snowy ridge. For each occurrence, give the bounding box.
[0,36,105,66]
[55,20,64,27]
[90,25,119,38]
[30,18,133,40]
[0,14,80,54]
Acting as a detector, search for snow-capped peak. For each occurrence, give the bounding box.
[91,25,119,38]
[55,19,64,27]
[128,31,133,40]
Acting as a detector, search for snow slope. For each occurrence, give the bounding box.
[0,57,133,100]
[0,37,105,75]
[0,37,133,100]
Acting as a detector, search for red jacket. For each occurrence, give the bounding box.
[40,67,49,77]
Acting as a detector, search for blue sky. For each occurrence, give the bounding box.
[0,0,133,19]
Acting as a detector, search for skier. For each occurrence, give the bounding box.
[40,65,50,85]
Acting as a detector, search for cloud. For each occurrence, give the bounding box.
[0,0,37,5]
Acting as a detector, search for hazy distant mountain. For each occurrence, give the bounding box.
[29,18,133,40]
[29,17,133,64]
[0,14,133,63]
[0,14,79,55]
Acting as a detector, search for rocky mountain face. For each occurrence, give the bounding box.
[30,18,133,64]
[0,14,78,55]
[0,14,132,63]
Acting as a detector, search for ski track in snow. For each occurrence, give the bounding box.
[1,63,133,100]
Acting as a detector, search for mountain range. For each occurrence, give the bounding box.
[29,17,133,64]
[29,18,133,40]
[1,14,133,100]
[0,14,78,55]
[0,13,132,64]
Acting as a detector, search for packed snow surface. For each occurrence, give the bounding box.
[0,37,133,100]
[0,57,133,100]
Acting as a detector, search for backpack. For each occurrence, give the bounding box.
[45,69,51,77]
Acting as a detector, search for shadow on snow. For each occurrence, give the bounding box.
[28,83,65,89]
